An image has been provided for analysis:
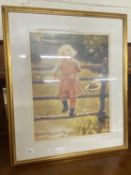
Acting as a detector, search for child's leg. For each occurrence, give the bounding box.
[60,88,69,113]
[62,99,68,113]
[70,98,76,108]
[69,98,76,116]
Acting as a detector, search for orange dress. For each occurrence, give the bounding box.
[59,58,81,99]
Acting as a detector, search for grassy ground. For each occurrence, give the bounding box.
[35,117,109,141]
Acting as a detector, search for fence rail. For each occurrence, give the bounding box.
[32,76,107,84]
[34,112,108,121]
[33,94,108,100]
[32,66,94,71]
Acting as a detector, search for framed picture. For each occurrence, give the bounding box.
[2,6,128,166]
[128,43,131,73]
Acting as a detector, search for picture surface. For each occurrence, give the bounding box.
[29,32,109,141]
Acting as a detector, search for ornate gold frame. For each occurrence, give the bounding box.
[2,5,128,166]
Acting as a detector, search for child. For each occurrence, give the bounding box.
[53,44,81,116]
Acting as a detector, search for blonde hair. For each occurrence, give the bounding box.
[58,44,77,57]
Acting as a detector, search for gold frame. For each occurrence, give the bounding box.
[2,5,128,166]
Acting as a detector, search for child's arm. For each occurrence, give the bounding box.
[52,64,60,79]
[75,60,81,72]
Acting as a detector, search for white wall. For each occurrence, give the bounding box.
[0,0,131,42]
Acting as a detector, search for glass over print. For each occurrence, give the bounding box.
[2,6,128,165]
[30,32,109,141]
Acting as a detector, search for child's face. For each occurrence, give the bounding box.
[61,48,72,57]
